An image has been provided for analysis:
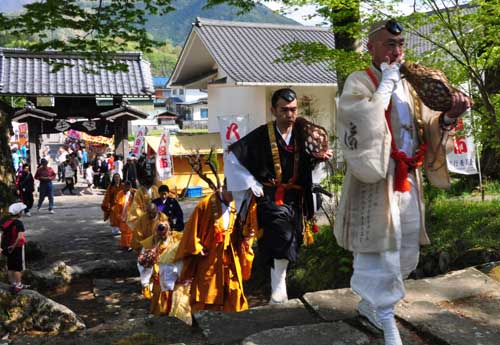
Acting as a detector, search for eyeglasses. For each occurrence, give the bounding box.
[369,19,404,36]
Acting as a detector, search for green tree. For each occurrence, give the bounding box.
[144,41,182,76]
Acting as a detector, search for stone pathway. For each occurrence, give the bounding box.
[9,187,500,345]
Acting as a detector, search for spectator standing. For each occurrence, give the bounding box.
[92,158,102,188]
[123,156,139,188]
[0,203,29,293]
[20,145,27,161]
[100,157,110,189]
[69,153,80,185]
[56,146,69,182]
[112,154,124,179]
[81,148,89,166]
[81,162,95,195]
[11,147,20,171]
[17,164,35,217]
[34,158,56,213]
[61,157,76,195]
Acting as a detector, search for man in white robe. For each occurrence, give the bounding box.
[334,19,470,345]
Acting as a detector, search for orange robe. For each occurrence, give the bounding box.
[101,183,123,225]
[126,185,159,228]
[131,212,168,252]
[174,193,254,313]
[142,231,184,316]
[112,189,135,247]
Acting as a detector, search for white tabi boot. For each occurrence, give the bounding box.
[377,308,403,345]
[270,258,289,304]
[357,299,382,330]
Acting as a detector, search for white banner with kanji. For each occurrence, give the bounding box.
[217,115,249,151]
[446,117,478,175]
[131,126,146,157]
[156,130,173,180]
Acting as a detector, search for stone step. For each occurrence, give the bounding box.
[403,267,500,304]
[240,322,370,345]
[193,299,319,345]
[397,300,500,345]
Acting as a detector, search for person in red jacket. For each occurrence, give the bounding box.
[34,158,57,214]
[1,202,29,293]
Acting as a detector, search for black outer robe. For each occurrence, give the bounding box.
[229,121,314,266]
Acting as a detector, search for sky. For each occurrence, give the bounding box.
[263,0,418,26]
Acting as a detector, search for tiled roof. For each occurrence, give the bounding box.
[191,18,337,86]
[0,48,154,97]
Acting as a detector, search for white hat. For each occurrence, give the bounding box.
[8,202,27,215]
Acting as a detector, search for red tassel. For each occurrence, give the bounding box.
[215,231,224,243]
[392,151,411,192]
[275,185,285,206]
[312,223,319,233]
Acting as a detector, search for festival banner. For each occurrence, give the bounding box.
[156,129,173,180]
[217,115,249,151]
[131,126,146,157]
[446,116,478,175]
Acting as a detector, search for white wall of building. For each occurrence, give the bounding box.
[207,85,337,134]
[264,86,337,133]
[191,103,209,121]
[208,86,267,133]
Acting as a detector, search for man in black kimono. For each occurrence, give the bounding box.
[226,88,332,304]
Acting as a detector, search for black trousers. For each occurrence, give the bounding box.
[20,191,34,211]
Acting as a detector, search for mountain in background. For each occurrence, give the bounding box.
[0,0,299,46]
[145,0,298,45]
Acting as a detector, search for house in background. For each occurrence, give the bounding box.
[168,18,337,135]
[177,97,208,121]
[152,76,171,115]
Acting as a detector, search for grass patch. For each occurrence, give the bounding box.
[178,129,209,134]
[288,225,353,293]
[424,198,500,255]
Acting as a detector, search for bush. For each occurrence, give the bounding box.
[288,225,353,294]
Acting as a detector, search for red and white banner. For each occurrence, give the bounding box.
[446,116,478,175]
[217,115,249,150]
[131,126,146,157]
[156,130,173,180]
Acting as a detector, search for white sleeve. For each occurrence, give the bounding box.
[224,152,259,191]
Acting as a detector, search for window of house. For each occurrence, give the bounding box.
[172,89,177,95]
[179,89,185,95]
[200,108,208,119]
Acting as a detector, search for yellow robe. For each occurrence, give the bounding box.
[131,212,168,252]
[112,189,135,247]
[174,193,254,313]
[141,231,184,316]
[126,185,159,228]
[101,183,123,225]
